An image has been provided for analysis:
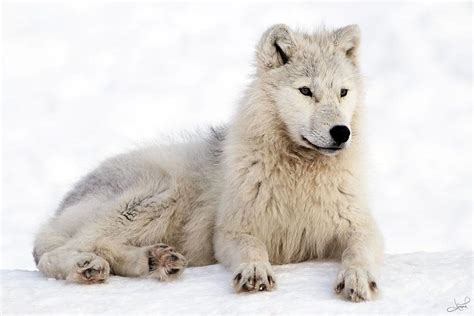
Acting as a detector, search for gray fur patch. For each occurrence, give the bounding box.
[55,157,141,214]
[120,194,155,221]
[206,125,226,163]
[32,247,39,265]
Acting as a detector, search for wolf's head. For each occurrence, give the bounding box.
[256,24,362,156]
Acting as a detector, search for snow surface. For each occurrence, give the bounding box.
[1,1,473,314]
[1,252,473,314]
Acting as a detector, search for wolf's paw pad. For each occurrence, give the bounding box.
[334,267,379,302]
[68,254,110,284]
[233,262,276,293]
[147,244,187,281]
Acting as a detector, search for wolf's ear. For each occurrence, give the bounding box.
[256,24,297,71]
[334,24,361,65]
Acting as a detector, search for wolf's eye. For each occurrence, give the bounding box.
[299,87,312,97]
[340,88,348,97]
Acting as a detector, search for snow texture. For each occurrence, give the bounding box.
[1,252,473,314]
[1,1,472,314]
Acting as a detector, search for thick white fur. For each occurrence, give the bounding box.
[34,24,383,302]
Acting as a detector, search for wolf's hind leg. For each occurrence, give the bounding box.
[37,247,110,284]
[95,240,187,281]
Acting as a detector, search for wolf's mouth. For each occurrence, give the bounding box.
[301,136,342,152]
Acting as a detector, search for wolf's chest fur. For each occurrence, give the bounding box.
[245,155,353,264]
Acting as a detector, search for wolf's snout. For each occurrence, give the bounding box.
[330,125,351,145]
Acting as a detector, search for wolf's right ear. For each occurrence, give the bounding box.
[256,24,297,72]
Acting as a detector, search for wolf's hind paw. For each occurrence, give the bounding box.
[147,244,187,281]
[67,253,110,284]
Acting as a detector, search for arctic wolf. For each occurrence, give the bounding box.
[34,24,383,302]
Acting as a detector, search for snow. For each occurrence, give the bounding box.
[1,1,472,314]
[1,252,472,314]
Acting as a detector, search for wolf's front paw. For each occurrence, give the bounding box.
[147,244,187,281]
[334,267,379,302]
[67,253,110,284]
[233,262,276,293]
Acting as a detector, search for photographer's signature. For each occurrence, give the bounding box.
[447,297,470,312]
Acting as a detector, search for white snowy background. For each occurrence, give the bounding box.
[1,1,472,314]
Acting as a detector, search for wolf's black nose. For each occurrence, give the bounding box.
[330,125,351,145]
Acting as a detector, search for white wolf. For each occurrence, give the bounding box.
[33,24,383,302]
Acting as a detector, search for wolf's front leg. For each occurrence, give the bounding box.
[335,217,384,302]
[214,231,276,292]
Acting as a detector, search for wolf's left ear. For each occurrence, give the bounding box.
[256,24,297,72]
[334,24,361,65]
